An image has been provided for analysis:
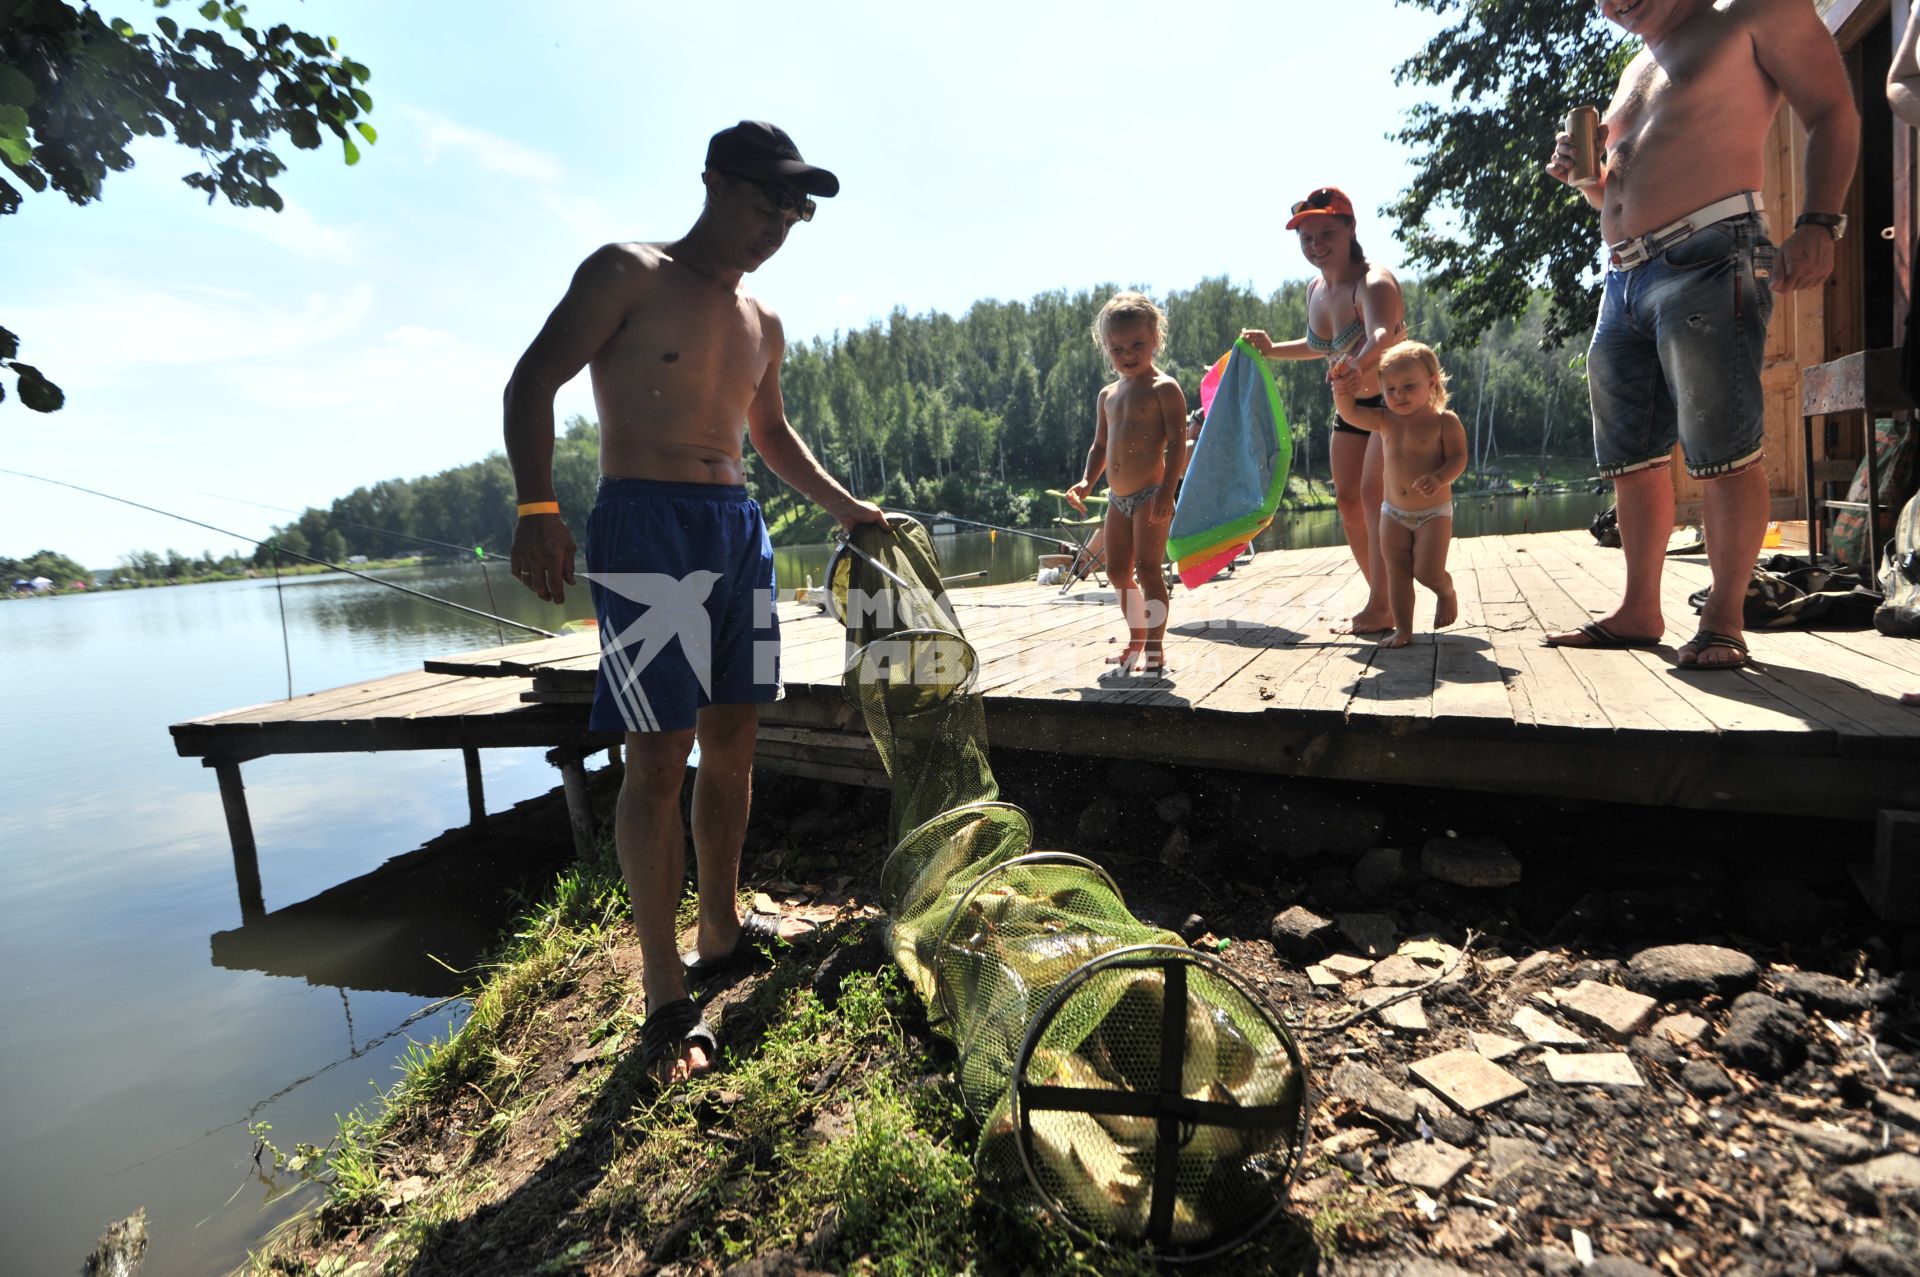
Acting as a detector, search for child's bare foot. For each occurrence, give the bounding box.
[1434,589,1458,629]
[1131,648,1171,675]
[1334,609,1394,636]
[1377,631,1413,649]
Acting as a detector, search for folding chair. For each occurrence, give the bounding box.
[1044,489,1108,595]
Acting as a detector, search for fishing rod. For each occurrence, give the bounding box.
[196,490,500,559]
[198,488,513,642]
[886,508,1074,548]
[1,468,558,639]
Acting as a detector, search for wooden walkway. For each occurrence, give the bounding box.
[172,530,1920,914]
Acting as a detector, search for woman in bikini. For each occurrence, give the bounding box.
[1242,186,1407,635]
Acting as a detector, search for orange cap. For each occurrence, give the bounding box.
[1284,186,1355,229]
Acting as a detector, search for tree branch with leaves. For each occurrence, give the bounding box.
[1388,0,1634,347]
[0,0,374,412]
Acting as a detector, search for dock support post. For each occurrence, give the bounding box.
[548,746,598,862]
[1871,810,1920,923]
[210,757,266,923]
[462,746,488,833]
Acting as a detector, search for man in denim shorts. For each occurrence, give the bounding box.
[1544,0,1856,668]
[503,123,883,1086]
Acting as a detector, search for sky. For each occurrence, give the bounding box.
[5,0,1458,568]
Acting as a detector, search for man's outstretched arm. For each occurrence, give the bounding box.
[744,312,885,531]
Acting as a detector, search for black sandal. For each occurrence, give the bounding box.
[680,910,780,979]
[1677,628,1749,670]
[638,997,717,1085]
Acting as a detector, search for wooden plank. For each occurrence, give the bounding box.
[1515,536,1742,736]
[1428,561,1518,726]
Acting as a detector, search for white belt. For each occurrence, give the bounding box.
[1607,192,1766,271]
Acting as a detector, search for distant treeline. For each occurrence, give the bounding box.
[245,276,1590,562]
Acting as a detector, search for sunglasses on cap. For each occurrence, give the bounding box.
[737,174,816,223]
[1291,188,1341,216]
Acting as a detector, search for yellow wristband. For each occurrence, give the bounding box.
[516,501,560,517]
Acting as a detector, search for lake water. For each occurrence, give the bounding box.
[0,492,1607,1276]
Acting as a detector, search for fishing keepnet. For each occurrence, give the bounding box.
[836,516,1309,1260]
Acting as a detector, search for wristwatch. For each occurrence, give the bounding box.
[1794,212,1847,241]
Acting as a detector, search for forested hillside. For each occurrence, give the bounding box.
[251,276,1591,564]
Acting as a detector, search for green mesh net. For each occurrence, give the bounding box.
[836,516,1308,1260]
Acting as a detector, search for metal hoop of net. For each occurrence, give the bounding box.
[1007,945,1309,1261]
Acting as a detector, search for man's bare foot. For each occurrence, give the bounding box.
[1105,643,1143,665]
[1377,631,1413,649]
[1544,616,1662,648]
[649,1040,713,1087]
[1434,589,1458,629]
[1335,610,1394,636]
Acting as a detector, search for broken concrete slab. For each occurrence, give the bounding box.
[1371,952,1464,987]
[1871,1089,1920,1133]
[1480,955,1518,977]
[1322,953,1376,977]
[1327,1060,1419,1127]
[1306,964,1341,989]
[1386,1138,1474,1192]
[1411,1048,1528,1112]
[1511,1006,1587,1047]
[1543,1051,1645,1087]
[1471,1032,1527,1062]
[1511,951,1565,983]
[1557,979,1658,1039]
[1652,1012,1710,1047]
[1357,986,1429,1031]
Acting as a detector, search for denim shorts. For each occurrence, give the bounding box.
[1588,214,1776,480]
[583,478,780,734]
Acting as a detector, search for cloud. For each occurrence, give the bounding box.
[404,106,568,186]
[10,281,377,373]
[220,323,506,421]
[213,198,358,263]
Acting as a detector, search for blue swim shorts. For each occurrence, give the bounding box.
[584,478,781,735]
[1588,214,1776,481]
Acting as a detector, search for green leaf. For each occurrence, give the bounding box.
[353,121,376,145]
[198,0,218,18]
[341,133,359,166]
[0,65,36,108]
[222,8,243,29]
[0,327,17,360]
[13,365,65,413]
[155,14,177,38]
[349,86,373,112]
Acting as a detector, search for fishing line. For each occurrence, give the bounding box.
[196,489,500,559]
[1,468,558,640]
[885,508,1075,548]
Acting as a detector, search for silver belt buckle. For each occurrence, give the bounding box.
[1609,236,1651,270]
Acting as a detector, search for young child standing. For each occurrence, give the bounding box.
[1065,292,1190,675]
[1329,340,1466,648]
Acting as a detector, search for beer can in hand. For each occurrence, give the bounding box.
[1565,105,1602,188]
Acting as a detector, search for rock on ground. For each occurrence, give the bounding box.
[1626,943,1760,1000]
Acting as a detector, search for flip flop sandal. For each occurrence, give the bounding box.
[638,997,717,1087]
[1545,620,1661,649]
[1677,629,1749,669]
[680,909,780,979]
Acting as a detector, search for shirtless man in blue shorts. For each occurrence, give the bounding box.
[1543,0,1856,669]
[504,122,883,1086]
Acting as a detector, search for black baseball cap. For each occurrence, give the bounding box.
[705,121,839,198]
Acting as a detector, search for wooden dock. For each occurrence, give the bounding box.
[172,530,1920,918]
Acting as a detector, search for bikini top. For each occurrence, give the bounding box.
[1305,277,1365,354]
